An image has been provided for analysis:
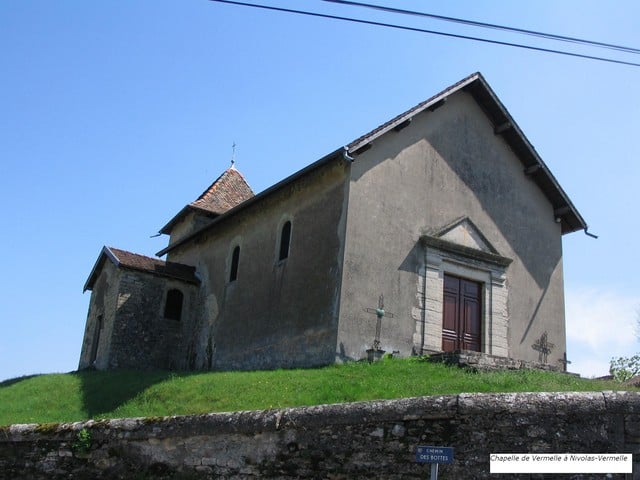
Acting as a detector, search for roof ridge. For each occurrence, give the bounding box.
[84,246,199,292]
[107,246,164,264]
[347,72,482,152]
[160,166,255,235]
[189,166,255,213]
[157,72,586,256]
[191,168,233,205]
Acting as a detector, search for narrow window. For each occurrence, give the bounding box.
[279,221,292,261]
[229,245,240,282]
[164,289,184,321]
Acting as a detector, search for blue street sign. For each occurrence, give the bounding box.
[416,446,454,464]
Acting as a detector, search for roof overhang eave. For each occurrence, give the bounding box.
[159,205,193,235]
[83,246,120,292]
[345,72,587,235]
[157,147,345,257]
[463,75,588,235]
[347,73,481,155]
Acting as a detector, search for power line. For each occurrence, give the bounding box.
[208,0,640,68]
[322,0,640,55]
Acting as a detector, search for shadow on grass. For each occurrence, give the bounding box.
[74,369,193,419]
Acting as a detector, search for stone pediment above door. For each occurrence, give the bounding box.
[421,217,511,268]
[435,217,497,254]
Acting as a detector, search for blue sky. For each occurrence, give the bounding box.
[1,0,638,381]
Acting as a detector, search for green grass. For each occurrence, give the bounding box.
[0,358,634,427]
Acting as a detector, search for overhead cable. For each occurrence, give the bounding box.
[323,0,640,55]
[208,0,640,68]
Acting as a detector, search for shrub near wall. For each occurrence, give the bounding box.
[1,392,639,479]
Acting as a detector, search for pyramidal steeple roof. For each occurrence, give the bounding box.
[190,166,254,215]
[160,166,254,235]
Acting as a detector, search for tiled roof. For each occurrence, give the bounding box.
[109,247,198,283]
[158,72,587,256]
[83,246,199,291]
[160,167,254,235]
[190,167,254,215]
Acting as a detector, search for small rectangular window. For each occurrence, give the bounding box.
[164,289,184,321]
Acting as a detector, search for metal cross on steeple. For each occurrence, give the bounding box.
[364,294,395,351]
[230,141,237,167]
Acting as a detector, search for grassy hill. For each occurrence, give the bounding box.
[0,357,633,427]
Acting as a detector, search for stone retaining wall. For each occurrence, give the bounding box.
[1,392,639,479]
[427,350,564,372]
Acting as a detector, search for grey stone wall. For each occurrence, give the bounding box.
[80,264,199,371]
[168,157,350,372]
[169,209,217,246]
[2,392,638,479]
[428,350,564,372]
[338,90,567,366]
[108,271,198,370]
[78,261,120,370]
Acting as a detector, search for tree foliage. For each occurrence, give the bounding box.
[610,354,640,382]
[610,309,640,382]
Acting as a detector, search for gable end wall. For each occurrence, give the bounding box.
[80,262,199,371]
[79,261,120,370]
[338,90,566,365]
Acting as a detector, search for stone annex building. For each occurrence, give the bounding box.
[80,73,587,373]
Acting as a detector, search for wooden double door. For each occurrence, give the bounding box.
[442,274,482,352]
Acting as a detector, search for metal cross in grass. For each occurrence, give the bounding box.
[364,294,395,350]
[532,331,555,363]
[557,352,572,371]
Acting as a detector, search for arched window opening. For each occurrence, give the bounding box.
[229,245,240,282]
[164,289,184,321]
[279,221,292,261]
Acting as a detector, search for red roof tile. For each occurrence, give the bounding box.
[190,167,254,215]
[83,246,199,291]
[160,167,254,235]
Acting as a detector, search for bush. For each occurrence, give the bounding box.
[610,354,640,382]
[73,428,92,454]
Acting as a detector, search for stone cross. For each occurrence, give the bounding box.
[364,294,395,351]
[532,331,555,363]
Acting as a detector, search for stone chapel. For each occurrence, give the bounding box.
[79,72,587,372]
